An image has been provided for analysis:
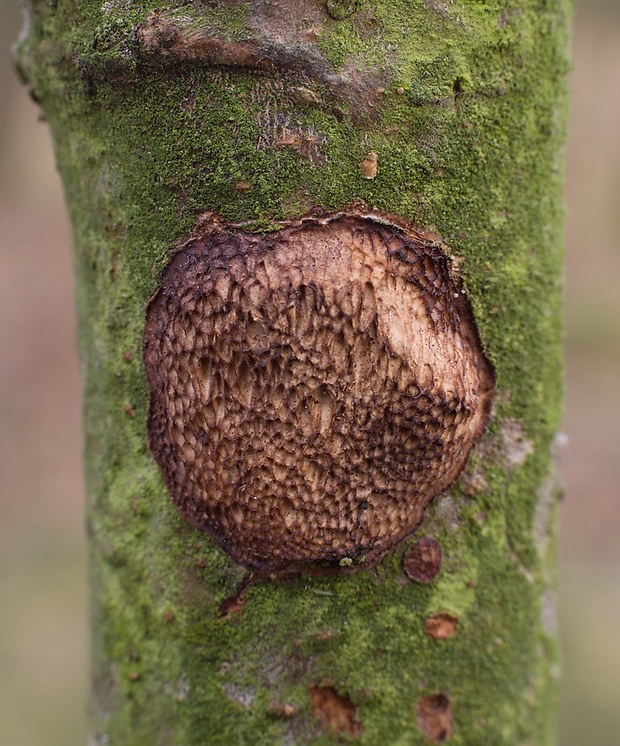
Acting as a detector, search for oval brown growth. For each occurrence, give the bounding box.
[143,211,494,570]
[404,537,442,583]
[424,612,459,640]
[416,693,453,743]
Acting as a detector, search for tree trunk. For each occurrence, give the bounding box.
[16,1,571,743]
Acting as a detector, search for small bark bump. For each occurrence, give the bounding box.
[219,593,247,619]
[359,151,378,179]
[416,693,453,743]
[310,685,363,739]
[326,0,361,20]
[267,701,299,718]
[424,612,459,640]
[403,537,442,582]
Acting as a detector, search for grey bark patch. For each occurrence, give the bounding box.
[500,419,534,469]
[540,588,558,637]
[533,471,560,559]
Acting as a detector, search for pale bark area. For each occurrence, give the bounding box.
[16,1,571,743]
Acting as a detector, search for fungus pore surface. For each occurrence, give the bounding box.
[143,212,494,569]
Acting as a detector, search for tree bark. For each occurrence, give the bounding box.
[16,1,571,743]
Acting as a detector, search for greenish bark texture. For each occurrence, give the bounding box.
[17,0,571,743]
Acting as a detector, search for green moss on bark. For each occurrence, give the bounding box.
[17,0,570,742]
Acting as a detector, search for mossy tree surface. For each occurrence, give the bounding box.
[16,1,571,744]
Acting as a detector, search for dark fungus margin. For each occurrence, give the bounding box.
[143,208,494,571]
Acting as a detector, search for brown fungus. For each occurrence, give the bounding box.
[359,151,378,179]
[424,612,459,640]
[310,685,363,738]
[143,210,494,570]
[404,537,442,582]
[416,693,453,743]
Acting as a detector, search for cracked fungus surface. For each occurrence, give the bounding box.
[143,213,494,569]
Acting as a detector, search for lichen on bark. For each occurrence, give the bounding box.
[16,0,571,743]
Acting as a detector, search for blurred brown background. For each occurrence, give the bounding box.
[1,2,619,744]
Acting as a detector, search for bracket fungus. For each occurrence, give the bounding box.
[143,209,494,570]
